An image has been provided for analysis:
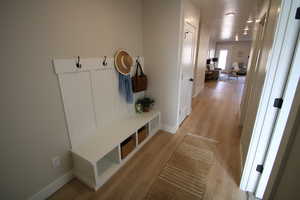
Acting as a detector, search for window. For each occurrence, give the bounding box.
[218,50,228,70]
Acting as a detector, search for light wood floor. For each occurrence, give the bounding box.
[49,79,246,200]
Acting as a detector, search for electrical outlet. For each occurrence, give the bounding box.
[52,156,61,168]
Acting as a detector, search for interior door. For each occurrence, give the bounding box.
[179,23,196,125]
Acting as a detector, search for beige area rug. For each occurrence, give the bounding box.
[145,134,216,200]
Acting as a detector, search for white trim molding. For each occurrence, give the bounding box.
[28,171,73,200]
[161,124,178,134]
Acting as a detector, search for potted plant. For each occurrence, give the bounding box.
[135,97,155,113]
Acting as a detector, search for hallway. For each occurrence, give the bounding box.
[49,79,245,200]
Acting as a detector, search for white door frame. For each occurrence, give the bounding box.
[240,0,300,196]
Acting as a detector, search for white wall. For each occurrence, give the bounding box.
[143,0,200,132]
[0,0,143,199]
[240,0,280,165]
[143,0,181,133]
[182,0,200,28]
[239,0,271,128]
[216,41,252,70]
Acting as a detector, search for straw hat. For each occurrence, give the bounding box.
[114,50,133,75]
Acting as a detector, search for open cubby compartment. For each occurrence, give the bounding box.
[95,146,121,188]
[120,133,137,160]
[97,146,120,177]
[137,124,149,144]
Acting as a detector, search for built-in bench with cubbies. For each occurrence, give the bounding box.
[72,111,160,190]
[54,57,160,190]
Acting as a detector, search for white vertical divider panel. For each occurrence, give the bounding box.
[58,71,97,149]
[92,59,122,129]
[54,56,144,149]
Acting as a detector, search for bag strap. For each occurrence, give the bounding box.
[135,59,145,77]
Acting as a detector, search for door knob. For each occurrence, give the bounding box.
[189,78,194,82]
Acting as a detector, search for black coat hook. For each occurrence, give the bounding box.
[76,56,82,69]
[102,56,108,66]
[136,56,140,64]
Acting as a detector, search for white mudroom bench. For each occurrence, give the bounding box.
[72,110,160,190]
[54,57,160,190]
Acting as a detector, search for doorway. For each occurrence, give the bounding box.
[178,23,196,125]
[218,49,228,70]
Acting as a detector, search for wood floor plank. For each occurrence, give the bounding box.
[48,79,246,200]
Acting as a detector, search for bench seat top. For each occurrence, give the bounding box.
[72,110,160,163]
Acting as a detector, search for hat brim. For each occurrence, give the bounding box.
[115,50,133,75]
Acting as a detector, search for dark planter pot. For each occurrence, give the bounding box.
[143,106,150,112]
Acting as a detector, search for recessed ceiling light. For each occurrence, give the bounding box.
[243,31,248,35]
[244,26,249,31]
[255,19,261,23]
[225,12,236,16]
[247,19,253,23]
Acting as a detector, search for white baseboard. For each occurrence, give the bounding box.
[192,89,199,98]
[192,84,204,98]
[29,171,73,200]
[240,140,244,170]
[193,88,201,98]
[161,124,178,134]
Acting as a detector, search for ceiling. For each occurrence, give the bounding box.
[192,0,260,42]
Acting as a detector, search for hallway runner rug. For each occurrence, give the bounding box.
[145,135,216,200]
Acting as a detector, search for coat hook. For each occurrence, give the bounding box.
[76,56,82,69]
[136,56,140,66]
[102,56,108,66]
